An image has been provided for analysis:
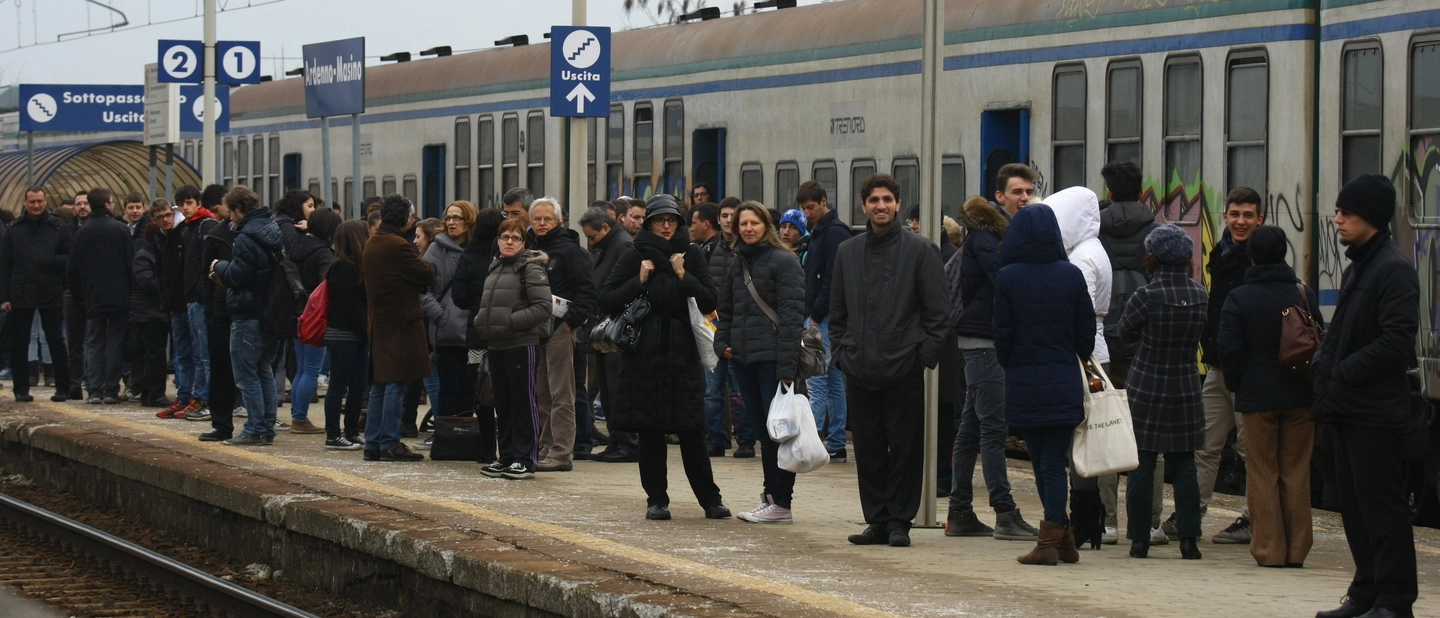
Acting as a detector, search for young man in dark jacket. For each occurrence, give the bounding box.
[798,181,854,463]
[213,186,284,447]
[0,186,71,402]
[1312,175,1419,618]
[529,198,596,472]
[62,191,91,400]
[168,184,219,421]
[130,208,173,408]
[701,197,754,458]
[580,206,641,463]
[198,199,239,442]
[67,188,133,404]
[831,174,949,548]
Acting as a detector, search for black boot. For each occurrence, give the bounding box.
[42,363,54,387]
[1179,537,1202,560]
[28,361,39,386]
[1129,538,1149,558]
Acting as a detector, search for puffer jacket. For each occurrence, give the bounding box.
[706,234,735,312]
[1047,186,1113,364]
[129,223,168,324]
[201,220,236,326]
[993,204,1096,429]
[532,226,595,329]
[178,209,219,303]
[422,233,469,347]
[802,208,852,323]
[955,196,1008,340]
[715,241,805,380]
[1217,262,1320,413]
[451,228,499,349]
[1201,231,1250,364]
[160,225,187,312]
[214,207,282,319]
[472,250,552,350]
[1099,201,1157,272]
[288,232,332,294]
[0,209,71,310]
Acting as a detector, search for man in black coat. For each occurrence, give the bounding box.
[129,207,173,407]
[798,181,855,463]
[62,191,91,400]
[0,186,71,402]
[67,188,133,404]
[579,206,640,462]
[198,201,239,442]
[831,174,949,548]
[1312,175,1419,618]
[529,198,596,472]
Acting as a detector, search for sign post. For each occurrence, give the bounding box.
[919,0,945,528]
[302,37,366,218]
[550,24,609,228]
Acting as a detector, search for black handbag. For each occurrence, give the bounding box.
[429,416,482,461]
[589,295,650,353]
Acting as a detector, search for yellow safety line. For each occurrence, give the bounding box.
[33,402,907,618]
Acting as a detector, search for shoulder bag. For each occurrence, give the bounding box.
[1279,283,1325,382]
[1070,358,1139,478]
[742,260,826,380]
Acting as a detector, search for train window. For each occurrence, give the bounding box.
[528,111,545,197]
[664,100,684,197]
[222,139,233,188]
[941,156,966,221]
[851,159,876,225]
[1410,37,1440,220]
[184,141,195,168]
[308,178,320,196]
[607,105,625,199]
[776,162,800,209]
[1106,60,1142,166]
[268,135,281,206]
[502,114,520,195]
[403,175,418,205]
[635,104,654,198]
[1053,64,1087,192]
[253,136,265,204]
[1226,52,1269,196]
[740,163,763,204]
[588,118,598,204]
[237,139,249,187]
[344,178,354,212]
[893,158,920,211]
[331,179,339,206]
[1164,55,1203,191]
[382,175,396,196]
[812,161,839,219]
[455,117,471,204]
[363,176,377,199]
[478,116,495,208]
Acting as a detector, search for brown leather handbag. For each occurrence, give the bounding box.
[1279,283,1325,381]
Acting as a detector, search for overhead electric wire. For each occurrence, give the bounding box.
[0,0,286,55]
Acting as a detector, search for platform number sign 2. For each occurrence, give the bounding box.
[217,41,261,85]
[157,40,203,83]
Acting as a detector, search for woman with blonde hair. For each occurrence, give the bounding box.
[423,201,480,423]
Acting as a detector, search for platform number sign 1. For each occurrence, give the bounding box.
[157,40,203,84]
[549,26,610,118]
[217,41,262,85]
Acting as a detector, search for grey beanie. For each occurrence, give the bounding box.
[644,194,682,223]
[1145,223,1193,265]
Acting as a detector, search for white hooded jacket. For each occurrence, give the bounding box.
[1043,186,1113,364]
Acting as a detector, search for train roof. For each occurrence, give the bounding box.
[231,0,1297,121]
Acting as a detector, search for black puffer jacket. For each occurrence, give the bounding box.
[1098,201,1156,272]
[472,250,552,349]
[324,259,367,340]
[954,197,1008,340]
[178,211,219,303]
[287,230,332,293]
[706,235,735,310]
[160,226,187,313]
[1217,263,1320,413]
[451,229,499,349]
[593,226,634,289]
[0,210,71,309]
[598,227,715,433]
[1312,231,1419,429]
[214,207,282,319]
[201,220,236,326]
[715,242,804,380]
[1201,231,1250,364]
[130,224,168,324]
[67,209,134,316]
[532,226,595,330]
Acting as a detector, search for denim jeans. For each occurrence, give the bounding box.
[704,357,736,448]
[1021,426,1072,525]
[186,302,209,400]
[289,340,325,422]
[231,319,281,439]
[366,381,407,452]
[170,311,196,404]
[83,313,126,394]
[950,348,1016,513]
[323,339,368,440]
[731,360,796,508]
[806,317,848,452]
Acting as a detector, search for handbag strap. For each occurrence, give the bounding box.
[1295,283,1308,313]
[742,260,781,326]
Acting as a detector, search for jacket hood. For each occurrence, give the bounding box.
[997,204,1068,266]
[499,248,549,266]
[1099,200,1155,237]
[432,233,463,253]
[289,231,329,262]
[1244,262,1300,285]
[184,207,217,225]
[535,226,581,249]
[958,196,1008,237]
[942,216,963,247]
[1042,186,1101,253]
[238,207,282,251]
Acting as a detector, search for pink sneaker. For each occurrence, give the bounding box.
[737,493,792,524]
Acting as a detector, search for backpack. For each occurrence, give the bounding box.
[297,280,330,347]
[943,248,965,328]
[1103,268,1148,361]
[260,249,309,340]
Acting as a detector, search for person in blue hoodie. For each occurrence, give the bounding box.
[992,204,1095,566]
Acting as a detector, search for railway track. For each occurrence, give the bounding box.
[0,491,320,618]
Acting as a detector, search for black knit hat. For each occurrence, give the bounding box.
[644,194,682,223]
[1336,174,1396,231]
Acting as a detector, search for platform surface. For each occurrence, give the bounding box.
[3,389,1439,618]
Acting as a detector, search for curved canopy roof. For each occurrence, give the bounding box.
[0,140,201,214]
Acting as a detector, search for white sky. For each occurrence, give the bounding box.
[0,0,828,87]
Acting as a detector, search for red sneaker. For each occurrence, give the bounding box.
[176,400,204,420]
[157,400,186,419]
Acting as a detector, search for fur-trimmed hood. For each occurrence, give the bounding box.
[942,216,964,247]
[958,196,1008,237]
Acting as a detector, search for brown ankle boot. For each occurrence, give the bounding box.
[1057,525,1080,564]
[1017,520,1063,565]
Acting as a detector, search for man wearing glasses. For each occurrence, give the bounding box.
[502,187,534,229]
[529,198,596,472]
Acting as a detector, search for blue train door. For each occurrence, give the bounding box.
[422,145,446,219]
[282,154,301,192]
[980,109,1030,198]
[693,128,726,200]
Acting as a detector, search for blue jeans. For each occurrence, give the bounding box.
[806,317,848,452]
[170,312,195,404]
[950,348,1016,513]
[1020,426,1072,525]
[231,319,281,439]
[731,360,795,508]
[289,341,325,422]
[366,381,407,452]
[704,357,740,448]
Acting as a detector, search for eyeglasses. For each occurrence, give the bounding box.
[444,215,465,222]
[498,234,525,243]
[503,210,522,219]
[652,217,680,227]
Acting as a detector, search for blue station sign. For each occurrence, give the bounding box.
[549,26,610,118]
[302,37,366,118]
[19,83,229,133]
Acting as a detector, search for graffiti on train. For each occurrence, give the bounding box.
[1137,170,1217,282]
[1391,137,1440,364]
[1057,0,1222,24]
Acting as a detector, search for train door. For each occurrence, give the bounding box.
[422,144,446,219]
[282,154,301,192]
[693,128,726,200]
[980,109,1030,198]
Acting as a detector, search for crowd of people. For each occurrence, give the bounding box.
[0,160,1421,617]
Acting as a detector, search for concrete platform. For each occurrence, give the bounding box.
[1,392,1438,618]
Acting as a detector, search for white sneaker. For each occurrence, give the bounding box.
[234,405,247,418]
[413,437,434,451]
[1150,526,1170,545]
[1102,526,1118,545]
[737,493,792,524]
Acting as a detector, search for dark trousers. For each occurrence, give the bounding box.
[130,322,169,404]
[1328,423,1417,613]
[573,343,593,452]
[847,369,925,528]
[63,292,85,397]
[492,345,539,467]
[324,339,368,440]
[207,322,236,437]
[732,360,796,508]
[1020,426,1072,525]
[637,430,722,508]
[1128,450,1200,541]
[8,307,67,397]
[435,346,475,416]
[590,351,638,452]
[402,379,423,428]
[83,313,126,395]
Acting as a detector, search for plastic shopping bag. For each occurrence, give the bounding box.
[1070,358,1140,478]
[765,382,807,442]
[778,386,830,474]
[688,298,718,372]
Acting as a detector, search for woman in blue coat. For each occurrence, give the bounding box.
[993,204,1095,566]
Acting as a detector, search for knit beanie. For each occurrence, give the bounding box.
[1145,223,1193,265]
[779,209,808,235]
[1336,174,1396,231]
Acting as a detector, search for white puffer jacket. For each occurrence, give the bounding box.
[1044,186,1114,364]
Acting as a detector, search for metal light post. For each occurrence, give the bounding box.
[918,0,945,528]
[202,0,216,184]
[567,0,589,228]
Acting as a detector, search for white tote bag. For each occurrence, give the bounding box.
[1070,358,1140,478]
[687,298,719,372]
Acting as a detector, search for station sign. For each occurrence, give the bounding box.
[145,64,180,145]
[217,41,262,84]
[549,26,610,118]
[158,39,262,84]
[302,37,365,118]
[178,85,230,133]
[18,83,229,133]
[158,40,203,83]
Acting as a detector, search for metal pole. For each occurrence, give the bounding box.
[25,132,33,186]
[321,116,333,210]
[917,0,944,528]
[567,0,588,229]
[352,113,361,219]
[148,145,157,202]
[165,144,175,201]
[201,0,216,185]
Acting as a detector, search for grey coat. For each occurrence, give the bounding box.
[421,234,468,348]
[714,242,805,381]
[472,250,552,350]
